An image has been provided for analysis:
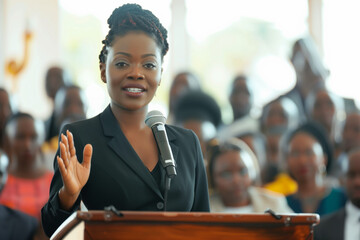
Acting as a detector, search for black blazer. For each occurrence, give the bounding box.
[41,105,210,237]
[313,208,345,240]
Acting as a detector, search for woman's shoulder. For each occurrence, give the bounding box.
[165,124,197,139]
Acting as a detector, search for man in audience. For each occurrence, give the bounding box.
[314,148,360,240]
[44,66,70,142]
[217,74,258,142]
[331,112,360,179]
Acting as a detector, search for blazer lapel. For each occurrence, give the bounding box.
[100,106,163,199]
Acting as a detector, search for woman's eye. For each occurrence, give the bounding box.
[115,62,128,68]
[144,63,156,69]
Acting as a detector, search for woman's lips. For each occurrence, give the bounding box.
[122,83,146,97]
[123,87,145,97]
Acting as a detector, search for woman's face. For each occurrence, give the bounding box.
[9,118,39,167]
[287,132,325,183]
[311,90,335,131]
[230,78,251,118]
[213,150,251,207]
[101,31,162,112]
[265,101,288,129]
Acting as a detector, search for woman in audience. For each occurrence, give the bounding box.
[260,96,300,186]
[260,96,300,134]
[167,71,201,124]
[284,122,347,216]
[208,138,292,213]
[0,112,53,220]
[305,86,345,158]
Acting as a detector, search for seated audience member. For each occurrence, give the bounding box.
[314,148,360,240]
[305,85,345,157]
[260,97,300,184]
[167,71,201,124]
[0,113,53,220]
[217,74,259,142]
[262,126,288,184]
[44,66,70,142]
[284,122,347,216]
[208,138,292,213]
[282,36,328,122]
[260,96,300,134]
[234,131,267,178]
[0,149,38,240]
[42,85,88,161]
[0,88,13,150]
[331,111,360,180]
[174,90,222,163]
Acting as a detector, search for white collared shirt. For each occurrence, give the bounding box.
[344,201,360,240]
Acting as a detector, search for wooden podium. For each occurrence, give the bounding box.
[50,210,319,240]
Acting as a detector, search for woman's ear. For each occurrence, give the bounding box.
[99,63,106,83]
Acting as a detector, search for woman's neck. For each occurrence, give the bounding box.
[110,104,148,131]
[297,178,324,198]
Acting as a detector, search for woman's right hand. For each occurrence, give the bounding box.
[57,130,93,211]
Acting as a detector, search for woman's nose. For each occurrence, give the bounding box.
[127,65,144,80]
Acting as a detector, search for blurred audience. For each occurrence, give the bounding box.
[42,85,88,167]
[173,90,222,164]
[0,113,53,221]
[259,96,300,184]
[167,71,201,124]
[44,66,70,142]
[305,85,345,155]
[208,138,292,213]
[314,148,360,240]
[284,122,346,216]
[331,111,360,180]
[260,96,300,134]
[261,126,288,184]
[0,149,38,240]
[282,36,328,122]
[234,131,267,176]
[0,88,13,150]
[217,74,258,142]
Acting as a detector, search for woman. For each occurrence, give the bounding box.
[0,113,53,220]
[41,4,209,237]
[208,138,292,213]
[284,122,346,216]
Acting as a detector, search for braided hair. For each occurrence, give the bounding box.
[99,3,169,63]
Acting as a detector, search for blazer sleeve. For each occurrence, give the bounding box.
[190,130,210,212]
[41,124,83,237]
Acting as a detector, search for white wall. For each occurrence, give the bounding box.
[3,0,60,119]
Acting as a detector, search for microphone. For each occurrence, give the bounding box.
[145,110,177,179]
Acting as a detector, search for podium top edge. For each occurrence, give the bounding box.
[75,210,320,225]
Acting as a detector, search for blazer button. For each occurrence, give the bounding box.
[157,202,164,210]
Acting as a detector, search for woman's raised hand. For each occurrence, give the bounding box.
[57,130,93,210]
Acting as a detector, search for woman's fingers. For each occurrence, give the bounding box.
[82,144,93,170]
[59,142,69,168]
[67,130,76,157]
[57,156,67,177]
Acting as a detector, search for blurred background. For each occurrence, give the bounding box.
[1,0,359,123]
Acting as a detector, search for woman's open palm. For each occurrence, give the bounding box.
[57,130,93,197]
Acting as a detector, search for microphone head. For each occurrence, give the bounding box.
[145,110,166,127]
